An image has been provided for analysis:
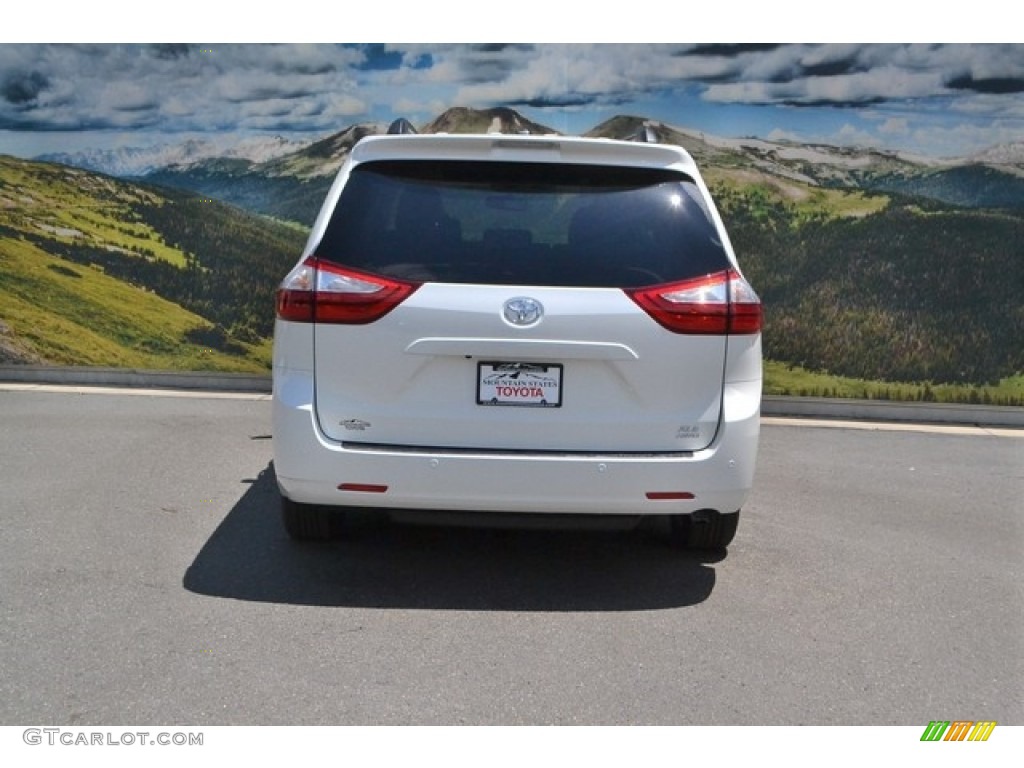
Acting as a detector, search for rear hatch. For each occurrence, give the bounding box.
[298,157,749,453]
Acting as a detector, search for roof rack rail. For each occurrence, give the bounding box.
[387,118,418,135]
[631,122,659,144]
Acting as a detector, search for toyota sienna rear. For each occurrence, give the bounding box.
[273,129,761,550]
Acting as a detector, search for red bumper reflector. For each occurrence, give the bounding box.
[646,492,695,500]
[337,483,388,493]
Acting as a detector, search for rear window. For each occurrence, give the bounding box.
[315,160,731,287]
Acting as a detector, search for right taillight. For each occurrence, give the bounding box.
[275,257,420,324]
[626,269,762,335]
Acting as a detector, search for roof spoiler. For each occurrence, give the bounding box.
[387,118,418,135]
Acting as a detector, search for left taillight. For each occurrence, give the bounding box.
[275,257,420,324]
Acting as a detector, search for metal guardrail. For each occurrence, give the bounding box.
[0,365,270,393]
[1,365,1022,428]
[761,395,1024,428]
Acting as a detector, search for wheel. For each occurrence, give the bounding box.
[669,510,739,551]
[280,496,346,541]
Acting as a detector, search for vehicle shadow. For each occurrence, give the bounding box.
[183,463,721,611]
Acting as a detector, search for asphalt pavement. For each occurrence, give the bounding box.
[1,387,1021,725]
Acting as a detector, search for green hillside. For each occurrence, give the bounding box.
[144,164,332,229]
[710,175,1024,400]
[0,155,305,370]
[867,164,1024,210]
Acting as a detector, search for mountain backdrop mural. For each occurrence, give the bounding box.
[1,45,1022,403]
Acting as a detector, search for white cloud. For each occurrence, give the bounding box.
[878,118,910,136]
[1,43,1022,158]
[835,123,874,144]
[766,128,806,144]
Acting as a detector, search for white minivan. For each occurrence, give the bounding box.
[273,125,761,550]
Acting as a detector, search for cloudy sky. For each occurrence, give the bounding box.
[1,42,1022,160]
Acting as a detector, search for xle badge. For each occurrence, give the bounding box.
[340,419,371,431]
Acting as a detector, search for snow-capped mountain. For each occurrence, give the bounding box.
[36,135,310,177]
[966,141,1024,168]
[44,108,1022,223]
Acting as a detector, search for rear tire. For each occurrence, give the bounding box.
[670,510,739,551]
[281,496,346,541]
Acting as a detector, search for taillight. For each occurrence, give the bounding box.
[626,269,762,335]
[275,257,420,324]
[275,259,316,322]
[726,271,763,334]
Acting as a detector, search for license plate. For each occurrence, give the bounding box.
[477,362,563,408]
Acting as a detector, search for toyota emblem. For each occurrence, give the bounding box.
[503,297,544,327]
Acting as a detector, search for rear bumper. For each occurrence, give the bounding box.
[273,368,760,516]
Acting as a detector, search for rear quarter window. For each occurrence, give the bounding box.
[315,160,731,287]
